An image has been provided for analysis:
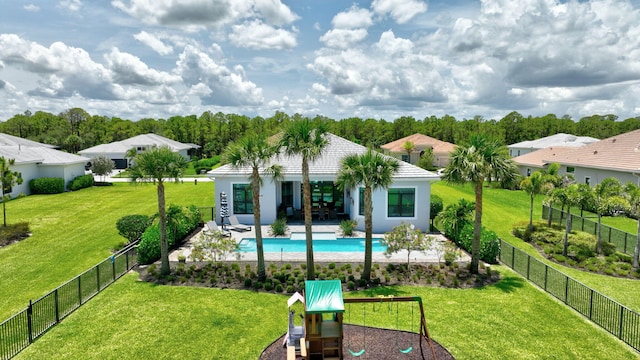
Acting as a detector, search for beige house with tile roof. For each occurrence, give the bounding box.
[208,133,440,233]
[380,133,456,168]
[512,146,574,177]
[544,129,640,186]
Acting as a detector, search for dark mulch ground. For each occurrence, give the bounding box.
[260,324,454,360]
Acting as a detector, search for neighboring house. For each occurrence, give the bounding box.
[544,129,640,186]
[508,133,598,157]
[0,134,89,197]
[380,133,456,168]
[512,146,574,177]
[78,133,199,169]
[208,133,440,233]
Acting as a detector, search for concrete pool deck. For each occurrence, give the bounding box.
[170,224,470,264]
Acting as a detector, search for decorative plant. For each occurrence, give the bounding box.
[269,217,289,237]
[190,230,239,263]
[338,219,358,236]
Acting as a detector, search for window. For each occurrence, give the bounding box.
[387,188,415,217]
[359,188,364,216]
[585,177,591,186]
[401,154,409,162]
[526,168,531,176]
[567,167,575,173]
[233,184,253,214]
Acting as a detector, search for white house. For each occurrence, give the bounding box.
[380,133,456,168]
[208,133,440,233]
[508,133,599,158]
[0,134,89,197]
[79,133,199,169]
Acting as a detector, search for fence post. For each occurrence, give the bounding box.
[589,289,594,320]
[619,306,625,338]
[564,276,569,303]
[112,255,116,281]
[54,289,60,324]
[96,265,101,292]
[126,251,129,270]
[544,265,548,291]
[526,256,530,279]
[624,233,628,254]
[511,246,515,269]
[27,300,33,344]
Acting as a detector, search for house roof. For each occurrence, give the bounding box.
[79,133,198,155]
[512,146,574,168]
[508,133,599,150]
[0,133,56,148]
[0,146,89,165]
[380,133,456,154]
[545,129,640,173]
[208,133,439,180]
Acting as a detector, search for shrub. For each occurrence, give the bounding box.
[116,215,151,243]
[264,282,274,291]
[29,177,64,194]
[347,281,356,290]
[69,174,94,191]
[138,205,199,265]
[286,285,296,293]
[275,284,284,292]
[193,156,221,175]
[253,281,263,290]
[244,278,252,288]
[269,217,289,236]
[338,219,357,236]
[457,223,500,263]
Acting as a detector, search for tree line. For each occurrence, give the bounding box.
[1,109,640,157]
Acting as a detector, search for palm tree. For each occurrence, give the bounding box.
[624,183,640,268]
[336,148,399,281]
[402,140,415,163]
[278,119,329,280]
[224,134,282,281]
[547,184,583,257]
[129,146,187,275]
[435,198,475,241]
[591,178,628,254]
[441,135,518,273]
[520,170,554,231]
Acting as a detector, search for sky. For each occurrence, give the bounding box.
[1,0,640,123]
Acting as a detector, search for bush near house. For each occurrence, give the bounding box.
[193,156,221,175]
[456,223,501,263]
[29,177,65,194]
[116,214,152,243]
[138,205,200,265]
[69,174,95,191]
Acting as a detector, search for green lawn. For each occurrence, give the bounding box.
[0,182,214,320]
[432,182,640,311]
[14,270,638,360]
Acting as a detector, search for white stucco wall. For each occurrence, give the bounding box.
[560,166,640,186]
[8,163,38,197]
[213,176,279,226]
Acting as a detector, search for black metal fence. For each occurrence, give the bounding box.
[197,206,216,224]
[0,243,138,360]
[500,240,640,352]
[542,205,637,257]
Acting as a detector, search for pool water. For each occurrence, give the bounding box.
[238,237,386,253]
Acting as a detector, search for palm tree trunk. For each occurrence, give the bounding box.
[471,181,483,274]
[302,159,314,280]
[362,186,373,281]
[634,219,640,269]
[528,194,534,231]
[158,182,169,276]
[252,169,265,281]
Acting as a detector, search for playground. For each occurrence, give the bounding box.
[259,280,455,360]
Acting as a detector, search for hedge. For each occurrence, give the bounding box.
[138,205,200,265]
[29,177,65,194]
[456,223,500,263]
[69,174,95,191]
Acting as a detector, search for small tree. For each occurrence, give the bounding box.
[381,222,433,268]
[0,157,23,227]
[416,148,434,170]
[190,231,239,263]
[429,194,443,231]
[90,155,115,182]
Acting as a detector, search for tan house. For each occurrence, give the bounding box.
[538,129,640,186]
[380,133,456,168]
[512,146,574,177]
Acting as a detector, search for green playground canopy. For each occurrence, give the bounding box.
[305,280,345,314]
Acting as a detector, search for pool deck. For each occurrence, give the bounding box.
[169,224,470,264]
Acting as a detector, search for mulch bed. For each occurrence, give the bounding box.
[259,324,454,360]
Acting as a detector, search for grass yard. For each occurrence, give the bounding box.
[432,182,640,312]
[14,270,638,360]
[0,181,214,320]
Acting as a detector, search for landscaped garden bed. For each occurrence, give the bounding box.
[512,221,640,278]
[137,259,501,292]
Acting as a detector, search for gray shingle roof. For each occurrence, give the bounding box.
[0,133,56,148]
[0,146,89,165]
[209,133,439,180]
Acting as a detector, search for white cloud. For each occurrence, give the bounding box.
[252,0,299,25]
[371,0,427,24]
[58,0,82,12]
[24,4,40,12]
[332,5,373,29]
[229,20,297,50]
[104,47,181,85]
[176,45,263,106]
[133,31,174,55]
[319,29,368,49]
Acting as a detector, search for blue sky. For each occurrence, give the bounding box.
[1,0,640,122]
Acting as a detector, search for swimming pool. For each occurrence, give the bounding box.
[238,237,386,253]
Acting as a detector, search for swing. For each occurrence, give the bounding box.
[347,303,366,357]
[395,300,414,354]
